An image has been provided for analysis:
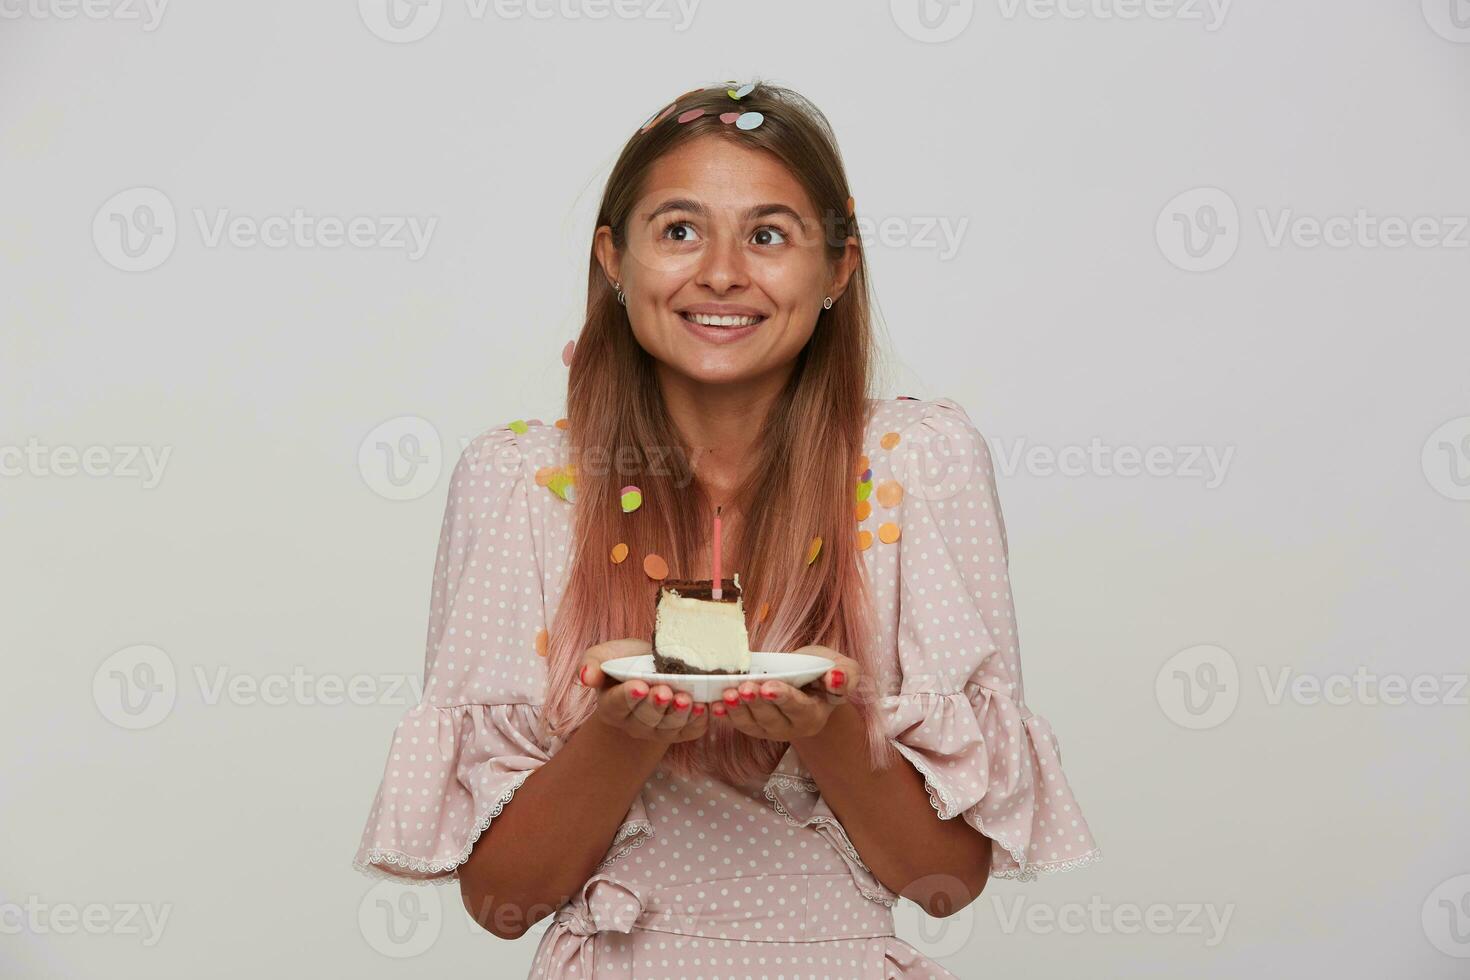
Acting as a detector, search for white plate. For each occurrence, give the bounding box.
[600,651,832,703]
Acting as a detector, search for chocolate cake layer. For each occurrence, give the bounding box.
[658,578,740,602]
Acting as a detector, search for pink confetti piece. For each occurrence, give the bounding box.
[561,340,575,366]
[677,107,707,124]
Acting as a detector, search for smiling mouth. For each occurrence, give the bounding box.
[679,312,767,328]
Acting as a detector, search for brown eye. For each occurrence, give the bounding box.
[662,221,700,243]
[752,226,787,246]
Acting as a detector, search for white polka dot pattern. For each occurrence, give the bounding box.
[351,399,1099,977]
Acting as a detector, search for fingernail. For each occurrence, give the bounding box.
[675,697,691,712]
[630,686,647,700]
[761,689,779,701]
[722,690,740,704]
[828,669,846,690]
[578,664,589,685]
[739,689,756,702]
[653,691,670,706]
[692,703,706,716]
[712,703,726,716]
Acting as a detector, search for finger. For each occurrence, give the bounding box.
[631,684,673,728]
[607,680,650,722]
[745,690,788,732]
[736,680,760,705]
[762,681,819,727]
[580,638,653,689]
[655,692,696,730]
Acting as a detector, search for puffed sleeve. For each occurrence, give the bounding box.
[352,427,555,883]
[877,398,1101,881]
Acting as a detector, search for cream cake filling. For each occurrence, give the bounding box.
[654,591,751,673]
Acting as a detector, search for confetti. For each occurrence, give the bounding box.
[735,111,765,131]
[534,466,557,487]
[846,196,856,216]
[757,602,770,623]
[719,111,740,124]
[855,480,872,503]
[727,82,757,99]
[535,628,548,657]
[509,419,529,435]
[878,522,901,544]
[857,530,873,551]
[643,553,669,580]
[880,431,901,450]
[860,468,872,483]
[855,500,871,522]
[876,480,904,508]
[856,454,869,475]
[639,102,678,133]
[805,536,823,565]
[547,472,575,503]
[611,542,629,564]
[620,485,643,513]
[555,418,569,430]
[562,340,575,366]
[677,107,707,124]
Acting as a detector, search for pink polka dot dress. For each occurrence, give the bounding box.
[353,397,1101,978]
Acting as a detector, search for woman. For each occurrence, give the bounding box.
[353,80,1100,978]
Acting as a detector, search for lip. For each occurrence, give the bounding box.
[677,309,767,345]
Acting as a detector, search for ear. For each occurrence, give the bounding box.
[827,236,860,302]
[593,225,622,288]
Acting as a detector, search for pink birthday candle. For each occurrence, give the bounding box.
[711,506,723,600]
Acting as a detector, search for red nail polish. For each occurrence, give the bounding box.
[828,669,846,689]
[629,686,647,700]
[740,689,756,701]
[761,689,779,701]
[712,703,726,716]
[653,692,670,706]
[579,664,589,685]
[675,698,691,712]
[692,703,706,716]
[723,690,740,704]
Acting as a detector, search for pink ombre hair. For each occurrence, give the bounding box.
[542,81,895,786]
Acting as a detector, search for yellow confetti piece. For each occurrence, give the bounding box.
[855,480,873,503]
[535,628,548,657]
[620,486,643,513]
[880,431,901,450]
[876,480,904,508]
[611,542,629,564]
[857,529,873,551]
[855,500,871,522]
[643,553,669,580]
[554,418,569,430]
[805,536,823,565]
[878,522,901,544]
[509,419,529,435]
[547,472,575,503]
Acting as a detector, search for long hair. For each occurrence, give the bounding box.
[542,80,894,785]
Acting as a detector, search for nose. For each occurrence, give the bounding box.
[693,219,749,294]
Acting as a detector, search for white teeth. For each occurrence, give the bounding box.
[683,313,763,327]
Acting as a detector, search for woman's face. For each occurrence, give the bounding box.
[596,136,857,387]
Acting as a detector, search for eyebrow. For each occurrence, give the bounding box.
[643,198,810,230]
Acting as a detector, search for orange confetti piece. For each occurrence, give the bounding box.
[878,522,901,544]
[856,454,869,475]
[876,480,904,508]
[611,542,629,564]
[805,536,823,565]
[857,529,873,551]
[554,418,569,430]
[535,466,557,487]
[880,431,901,450]
[855,499,871,522]
[757,602,770,623]
[643,553,669,580]
[535,628,548,657]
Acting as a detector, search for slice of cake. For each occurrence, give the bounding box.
[651,576,751,675]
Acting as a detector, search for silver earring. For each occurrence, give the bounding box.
[822,296,834,310]
[614,281,626,306]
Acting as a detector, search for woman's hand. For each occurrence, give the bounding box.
[713,645,856,741]
[578,638,708,744]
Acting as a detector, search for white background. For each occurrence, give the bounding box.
[3,1,1469,977]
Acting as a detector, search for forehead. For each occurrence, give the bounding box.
[637,136,816,215]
